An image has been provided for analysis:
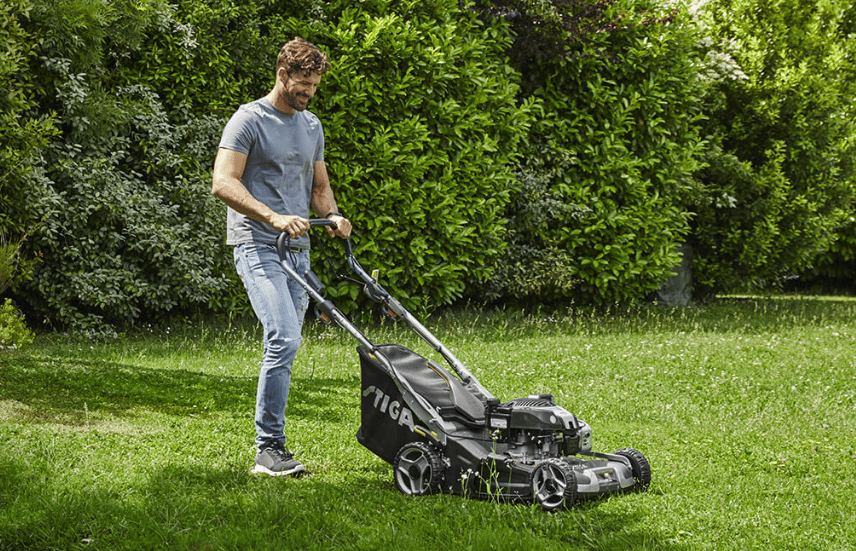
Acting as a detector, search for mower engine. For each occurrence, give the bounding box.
[487,395,593,460]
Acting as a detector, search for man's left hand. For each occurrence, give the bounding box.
[327,215,352,239]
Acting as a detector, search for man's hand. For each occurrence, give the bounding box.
[270,214,311,238]
[326,215,352,239]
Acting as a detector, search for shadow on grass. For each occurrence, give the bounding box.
[0,352,358,428]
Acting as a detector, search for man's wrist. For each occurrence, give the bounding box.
[325,211,343,219]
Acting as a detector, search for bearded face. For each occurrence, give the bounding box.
[281,70,321,112]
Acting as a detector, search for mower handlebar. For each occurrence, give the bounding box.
[275,218,354,259]
[309,218,337,228]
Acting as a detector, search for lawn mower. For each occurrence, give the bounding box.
[276,220,651,510]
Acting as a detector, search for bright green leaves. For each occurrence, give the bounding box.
[9,0,245,334]
[11,0,851,332]
[298,4,529,316]
[691,0,856,295]
[488,1,704,306]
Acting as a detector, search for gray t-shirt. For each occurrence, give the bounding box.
[218,98,325,248]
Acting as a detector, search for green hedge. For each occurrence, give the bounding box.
[11,0,264,334]
[9,0,530,331]
[296,1,531,314]
[689,0,856,295]
[8,0,851,333]
[482,0,705,306]
[0,0,58,245]
[799,206,856,288]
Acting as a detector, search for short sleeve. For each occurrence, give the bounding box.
[218,106,255,155]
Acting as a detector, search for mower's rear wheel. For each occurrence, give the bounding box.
[393,441,443,496]
[615,448,651,492]
[530,459,577,511]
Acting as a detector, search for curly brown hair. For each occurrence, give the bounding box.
[276,37,331,77]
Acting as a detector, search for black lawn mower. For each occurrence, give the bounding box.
[277,220,651,510]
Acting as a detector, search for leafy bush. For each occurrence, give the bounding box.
[1,232,27,296]
[486,163,581,302]
[0,230,36,350]
[0,0,58,246]
[12,0,530,329]
[479,0,706,306]
[17,0,852,331]
[798,206,856,289]
[14,0,249,333]
[689,0,856,295]
[0,299,34,349]
[268,0,532,314]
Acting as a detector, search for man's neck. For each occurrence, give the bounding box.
[266,90,296,115]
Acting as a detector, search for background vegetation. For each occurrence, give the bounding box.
[689,0,856,296]
[301,1,532,310]
[1,0,854,335]
[483,0,705,305]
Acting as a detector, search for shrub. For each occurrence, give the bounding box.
[0,0,58,247]
[689,0,856,295]
[1,233,23,296]
[479,0,706,306]
[798,205,856,289]
[0,299,34,349]
[13,0,531,329]
[15,0,244,333]
[271,0,532,314]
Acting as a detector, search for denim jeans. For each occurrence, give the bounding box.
[234,243,310,450]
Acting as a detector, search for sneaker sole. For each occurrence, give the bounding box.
[251,464,306,477]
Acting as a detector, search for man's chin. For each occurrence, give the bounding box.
[283,94,309,112]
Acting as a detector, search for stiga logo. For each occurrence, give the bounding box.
[363,385,427,435]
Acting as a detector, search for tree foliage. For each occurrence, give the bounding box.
[8,0,530,331]
[475,0,706,305]
[0,0,58,244]
[689,0,856,294]
[11,0,260,334]
[298,1,531,313]
[4,0,854,333]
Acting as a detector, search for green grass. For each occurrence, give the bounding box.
[1,297,855,550]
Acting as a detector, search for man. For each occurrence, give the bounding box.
[212,37,352,476]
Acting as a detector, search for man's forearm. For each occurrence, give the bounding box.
[213,177,278,226]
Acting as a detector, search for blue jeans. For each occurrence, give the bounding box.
[234,243,310,450]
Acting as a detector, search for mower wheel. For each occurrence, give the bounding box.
[530,459,577,511]
[393,441,443,496]
[615,448,651,492]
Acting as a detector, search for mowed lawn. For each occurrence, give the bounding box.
[1,296,854,550]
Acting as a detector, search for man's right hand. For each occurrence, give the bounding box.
[270,214,311,238]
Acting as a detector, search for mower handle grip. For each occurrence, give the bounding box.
[312,218,355,256]
[275,218,354,259]
[311,218,355,256]
[309,218,337,228]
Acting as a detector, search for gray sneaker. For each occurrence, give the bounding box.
[251,443,306,477]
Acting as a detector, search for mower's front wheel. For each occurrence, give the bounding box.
[393,441,443,496]
[615,448,651,492]
[530,459,577,511]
